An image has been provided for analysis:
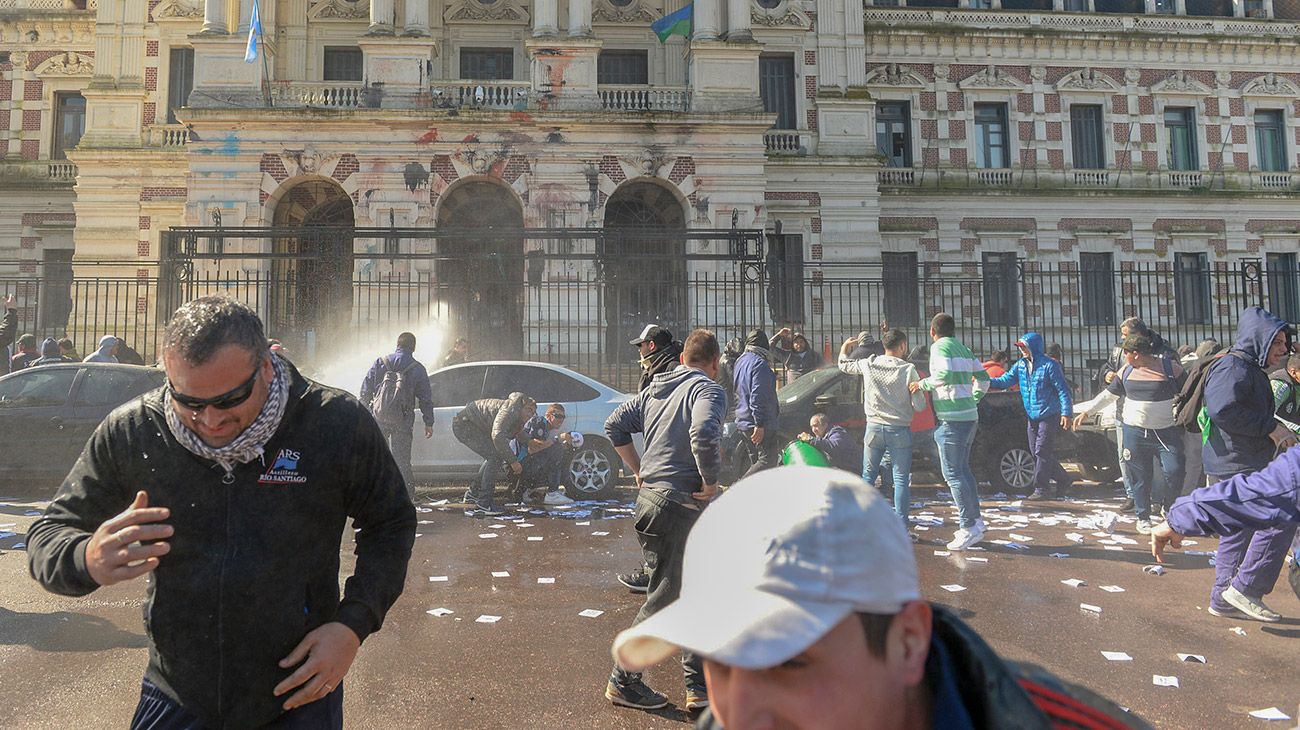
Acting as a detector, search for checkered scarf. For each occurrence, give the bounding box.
[164,354,289,480]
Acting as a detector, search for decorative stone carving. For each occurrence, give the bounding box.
[282,146,341,175]
[1056,67,1120,93]
[593,0,659,23]
[35,52,94,76]
[933,64,950,82]
[958,64,1022,90]
[462,145,509,175]
[1241,73,1299,97]
[153,0,204,20]
[1151,70,1211,95]
[629,147,667,176]
[445,0,529,22]
[865,63,926,88]
[750,0,810,28]
[308,0,368,20]
[1030,65,1046,83]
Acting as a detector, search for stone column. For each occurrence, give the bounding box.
[202,0,229,33]
[370,0,396,34]
[281,0,309,80]
[404,0,430,35]
[533,0,559,37]
[567,0,593,37]
[725,0,752,41]
[693,0,720,40]
[236,0,255,33]
[121,0,146,86]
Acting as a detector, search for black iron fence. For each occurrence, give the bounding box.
[3,251,1295,394]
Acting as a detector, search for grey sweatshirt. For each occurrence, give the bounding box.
[838,353,926,427]
[605,365,727,492]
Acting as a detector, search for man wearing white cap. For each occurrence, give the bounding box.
[612,467,1144,729]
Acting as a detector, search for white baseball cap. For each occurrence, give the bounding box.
[612,467,919,672]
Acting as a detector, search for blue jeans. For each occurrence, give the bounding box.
[862,423,913,519]
[1120,424,1185,520]
[934,420,981,529]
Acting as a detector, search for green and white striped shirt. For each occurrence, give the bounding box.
[920,336,989,422]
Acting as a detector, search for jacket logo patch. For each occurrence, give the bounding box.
[260,448,307,485]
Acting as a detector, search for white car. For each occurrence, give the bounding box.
[409,361,634,499]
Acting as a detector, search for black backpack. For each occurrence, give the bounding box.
[370,358,417,427]
[1172,352,1250,433]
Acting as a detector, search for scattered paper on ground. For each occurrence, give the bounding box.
[1177,654,1206,663]
[1080,603,1102,613]
[1099,585,1126,593]
[1248,708,1291,721]
[1101,651,1132,661]
[591,531,610,536]
[1061,578,1087,588]
[527,536,543,541]
[578,609,604,618]
[491,571,510,578]
[1152,675,1180,688]
[478,533,498,539]
[429,576,448,582]
[940,584,967,592]
[475,615,502,624]
[537,577,555,584]
[426,608,454,617]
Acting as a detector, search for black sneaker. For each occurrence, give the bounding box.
[618,569,650,593]
[605,679,668,710]
[1118,498,1135,511]
[465,503,506,517]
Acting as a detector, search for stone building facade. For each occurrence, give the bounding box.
[2,0,1299,365]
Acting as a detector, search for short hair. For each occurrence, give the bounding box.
[1177,345,1194,357]
[397,332,416,351]
[57,337,74,350]
[810,412,828,427]
[545,402,566,418]
[163,296,267,365]
[1120,317,1148,335]
[1121,333,1153,355]
[882,328,908,351]
[683,328,721,366]
[17,334,37,349]
[1288,353,1300,371]
[1047,343,1064,360]
[857,612,896,658]
[931,313,955,338]
[989,349,1011,364]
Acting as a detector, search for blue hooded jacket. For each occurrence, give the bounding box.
[1202,307,1294,477]
[988,332,1072,420]
[732,330,780,432]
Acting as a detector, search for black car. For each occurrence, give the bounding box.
[0,363,167,492]
[720,366,1117,493]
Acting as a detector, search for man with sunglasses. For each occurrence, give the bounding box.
[27,297,416,729]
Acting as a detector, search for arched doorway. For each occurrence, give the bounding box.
[435,180,524,359]
[602,180,688,354]
[269,179,355,355]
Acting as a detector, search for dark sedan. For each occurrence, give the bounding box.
[721,366,1117,493]
[0,363,166,492]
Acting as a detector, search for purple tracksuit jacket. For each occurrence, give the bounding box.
[1166,444,1300,536]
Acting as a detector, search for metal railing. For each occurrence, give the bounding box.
[3,254,1293,394]
[597,85,690,112]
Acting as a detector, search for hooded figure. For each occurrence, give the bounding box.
[637,339,684,393]
[773,332,824,382]
[1202,307,1295,477]
[30,337,73,367]
[83,335,120,364]
[732,328,781,478]
[990,332,1072,421]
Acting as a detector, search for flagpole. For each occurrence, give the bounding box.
[260,22,272,107]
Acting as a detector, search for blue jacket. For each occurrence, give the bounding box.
[733,348,780,431]
[1168,441,1300,536]
[808,425,863,474]
[359,348,436,428]
[988,332,1072,420]
[1202,307,1293,477]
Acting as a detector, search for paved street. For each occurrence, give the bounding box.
[1,481,1297,729]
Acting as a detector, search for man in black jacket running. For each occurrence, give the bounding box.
[27,297,415,730]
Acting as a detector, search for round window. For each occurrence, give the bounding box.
[756,0,782,8]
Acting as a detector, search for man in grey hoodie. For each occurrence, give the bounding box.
[838,328,926,521]
[603,329,727,714]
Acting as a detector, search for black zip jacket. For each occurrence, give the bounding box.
[455,392,534,460]
[27,361,416,728]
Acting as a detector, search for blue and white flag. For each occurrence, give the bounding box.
[244,0,261,63]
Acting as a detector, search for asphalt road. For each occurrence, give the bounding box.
[1,481,1297,729]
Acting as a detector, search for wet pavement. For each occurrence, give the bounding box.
[1,481,1297,729]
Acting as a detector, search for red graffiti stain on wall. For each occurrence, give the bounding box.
[509,111,534,123]
[416,128,439,145]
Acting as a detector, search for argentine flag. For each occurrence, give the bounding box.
[244,0,262,63]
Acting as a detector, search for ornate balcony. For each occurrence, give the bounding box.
[875,165,1300,192]
[597,86,689,113]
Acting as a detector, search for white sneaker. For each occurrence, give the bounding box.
[1136,519,1152,535]
[947,520,987,551]
[543,490,575,506]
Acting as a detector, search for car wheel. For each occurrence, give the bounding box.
[566,439,620,500]
[981,443,1036,494]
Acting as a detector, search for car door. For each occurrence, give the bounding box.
[410,364,487,475]
[483,364,601,428]
[65,367,165,474]
[0,366,80,482]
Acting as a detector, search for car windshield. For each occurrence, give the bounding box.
[779,367,841,403]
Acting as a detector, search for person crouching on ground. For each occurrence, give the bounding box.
[797,413,862,474]
[516,402,579,507]
[452,392,538,517]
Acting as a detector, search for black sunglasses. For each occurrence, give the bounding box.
[169,367,261,412]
